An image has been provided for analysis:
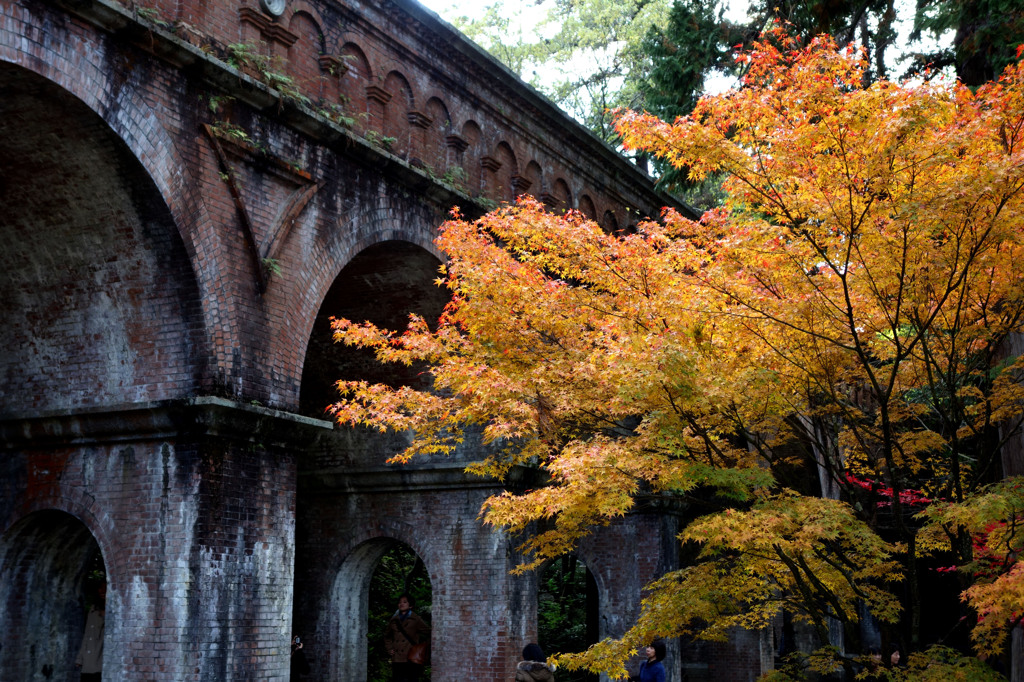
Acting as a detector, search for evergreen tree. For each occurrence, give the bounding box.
[911,0,1024,86]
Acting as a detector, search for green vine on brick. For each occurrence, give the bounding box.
[210,121,252,144]
[136,6,169,28]
[316,101,364,129]
[261,257,283,277]
[364,130,397,150]
[205,94,234,116]
[225,42,311,108]
[442,166,468,189]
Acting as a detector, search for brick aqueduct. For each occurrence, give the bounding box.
[0,0,735,680]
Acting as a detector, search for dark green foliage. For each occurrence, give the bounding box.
[366,544,432,682]
[642,0,734,124]
[641,0,903,121]
[639,0,903,200]
[538,556,598,682]
[912,0,1024,85]
[639,0,736,195]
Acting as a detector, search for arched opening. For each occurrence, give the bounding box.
[538,554,599,682]
[0,510,108,681]
[299,240,447,423]
[327,539,432,682]
[368,543,432,682]
[0,62,205,414]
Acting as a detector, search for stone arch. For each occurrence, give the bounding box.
[536,553,601,675]
[0,8,213,291]
[602,210,620,234]
[460,120,483,191]
[523,160,543,198]
[547,177,572,214]
[423,96,452,174]
[299,239,447,431]
[482,140,518,201]
[283,188,444,411]
[578,194,598,220]
[324,530,436,682]
[564,543,629,663]
[0,60,207,413]
[0,510,111,681]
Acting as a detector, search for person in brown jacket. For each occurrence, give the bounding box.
[384,594,430,682]
[515,643,556,682]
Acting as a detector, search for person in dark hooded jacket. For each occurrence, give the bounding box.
[515,643,555,682]
[631,640,666,682]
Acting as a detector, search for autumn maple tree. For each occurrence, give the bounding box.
[329,30,1024,678]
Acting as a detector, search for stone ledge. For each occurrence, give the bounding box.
[301,462,508,492]
[0,397,333,449]
[299,460,546,493]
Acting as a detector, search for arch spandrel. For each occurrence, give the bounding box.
[283,188,445,413]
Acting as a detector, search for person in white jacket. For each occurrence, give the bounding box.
[76,584,105,681]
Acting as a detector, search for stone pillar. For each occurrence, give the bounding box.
[511,174,531,199]
[446,134,468,171]
[0,398,332,682]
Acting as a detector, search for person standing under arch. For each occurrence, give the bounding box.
[76,583,106,681]
[384,593,430,682]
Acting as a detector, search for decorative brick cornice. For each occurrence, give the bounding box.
[238,7,299,49]
[480,155,501,172]
[265,23,298,48]
[366,85,392,105]
[407,110,432,128]
[407,111,432,128]
[318,55,348,77]
[510,174,531,193]
[445,134,469,152]
[239,6,271,31]
[540,192,559,208]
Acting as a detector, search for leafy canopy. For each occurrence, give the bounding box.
[330,30,1024,676]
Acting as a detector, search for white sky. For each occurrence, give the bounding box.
[417,0,749,96]
[418,0,750,25]
[415,0,950,100]
[417,0,942,68]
